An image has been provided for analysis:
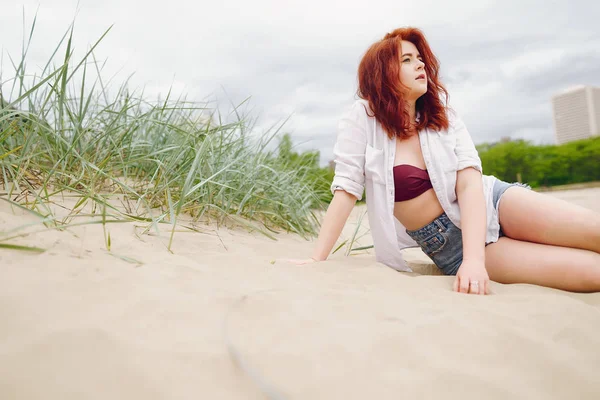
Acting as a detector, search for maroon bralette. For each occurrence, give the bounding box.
[393,164,433,202]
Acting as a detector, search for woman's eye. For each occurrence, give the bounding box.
[403,59,410,63]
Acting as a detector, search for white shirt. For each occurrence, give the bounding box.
[330,99,500,272]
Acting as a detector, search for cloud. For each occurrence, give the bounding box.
[2,0,600,166]
[516,51,600,96]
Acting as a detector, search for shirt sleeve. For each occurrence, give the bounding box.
[449,111,483,173]
[330,102,368,201]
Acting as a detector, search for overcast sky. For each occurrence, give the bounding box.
[2,0,600,164]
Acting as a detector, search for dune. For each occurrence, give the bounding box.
[1,188,600,399]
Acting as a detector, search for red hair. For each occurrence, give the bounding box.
[357,27,449,139]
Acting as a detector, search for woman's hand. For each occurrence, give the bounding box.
[453,259,490,295]
[280,258,320,266]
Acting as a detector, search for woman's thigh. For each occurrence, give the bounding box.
[497,186,600,252]
[485,236,600,292]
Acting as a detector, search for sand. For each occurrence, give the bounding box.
[1,188,600,399]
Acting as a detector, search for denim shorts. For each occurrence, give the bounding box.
[405,179,530,275]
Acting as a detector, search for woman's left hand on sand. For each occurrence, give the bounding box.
[279,258,319,266]
[453,260,491,295]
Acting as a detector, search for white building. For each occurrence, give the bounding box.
[551,86,600,144]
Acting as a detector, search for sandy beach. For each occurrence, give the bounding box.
[1,188,600,399]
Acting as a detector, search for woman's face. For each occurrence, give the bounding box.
[399,40,427,101]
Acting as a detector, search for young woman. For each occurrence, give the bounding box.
[289,27,600,295]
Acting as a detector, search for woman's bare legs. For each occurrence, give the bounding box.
[496,186,600,252]
[485,237,600,292]
[484,187,600,292]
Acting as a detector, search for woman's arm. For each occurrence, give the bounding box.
[311,190,358,261]
[454,167,490,294]
[456,167,486,263]
[450,111,490,294]
[289,102,368,264]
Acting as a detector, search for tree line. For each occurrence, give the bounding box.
[276,134,600,209]
[477,136,600,188]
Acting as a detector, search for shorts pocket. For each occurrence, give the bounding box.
[420,232,448,257]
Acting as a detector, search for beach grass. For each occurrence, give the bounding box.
[0,16,328,251]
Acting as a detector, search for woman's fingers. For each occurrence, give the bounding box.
[279,258,316,265]
[459,277,470,293]
[455,275,491,295]
[479,281,487,295]
[453,276,460,292]
[468,280,480,295]
[481,280,487,295]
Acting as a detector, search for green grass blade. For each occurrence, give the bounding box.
[0,243,46,253]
